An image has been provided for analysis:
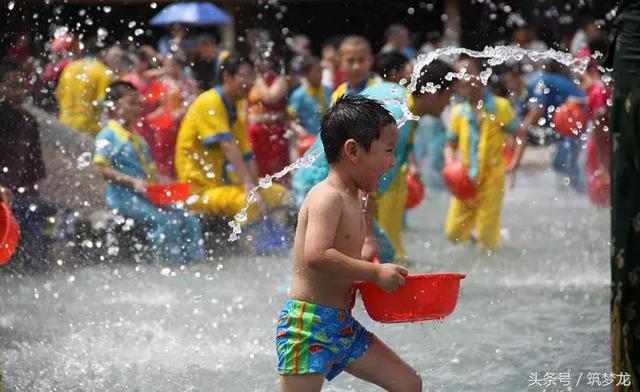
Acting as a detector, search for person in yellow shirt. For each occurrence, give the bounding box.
[56,42,128,135]
[444,57,528,249]
[175,55,290,223]
[330,36,381,104]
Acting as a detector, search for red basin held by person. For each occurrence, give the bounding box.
[443,160,477,200]
[356,273,465,323]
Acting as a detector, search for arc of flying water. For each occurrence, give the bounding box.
[228,45,590,241]
[228,151,320,241]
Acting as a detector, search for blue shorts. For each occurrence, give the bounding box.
[275,299,374,380]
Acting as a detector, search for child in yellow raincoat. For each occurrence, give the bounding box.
[444,57,528,249]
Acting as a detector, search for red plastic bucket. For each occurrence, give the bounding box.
[405,174,425,209]
[553,102,588,137]
[0,202,20,266]
[443,160,477,200]
[146,183,191,205]
[356,273,465,323]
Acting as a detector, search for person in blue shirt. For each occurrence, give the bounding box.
[292,55,455,263]
[288,56,332,137]
[92,81,204,264]
[506,67,587,190]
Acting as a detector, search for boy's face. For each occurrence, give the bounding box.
[355,123,398,193]
[114,91,144,125]
[339,44,373,86]
[305,63,323,87]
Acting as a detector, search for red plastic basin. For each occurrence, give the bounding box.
[146,183,191,205]
[405,174,425,209]
[0,202,20,266]
[356,273,465,323]
[443,160,477,200]
[553,101,588,138]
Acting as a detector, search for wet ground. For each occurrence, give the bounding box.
[0,165,610,391]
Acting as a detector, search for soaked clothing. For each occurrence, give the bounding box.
[175,87,289,221]
[56,58,114,135]
[526,72,587,190]
[609,3,640,389]
[247,75,290,183]
[585,81,612,207]
[288,83,332,136]
[0,103,53,264]
[361,82,416,260]
[445,91,521,249]
[414,114,448,191]
[94,120,204,263]
[330,74,380,104]
[276,299,374,381]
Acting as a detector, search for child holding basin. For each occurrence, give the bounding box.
[92,81,204,264]
[275,95,421,391]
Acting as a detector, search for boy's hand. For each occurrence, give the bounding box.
[375,264,409,292]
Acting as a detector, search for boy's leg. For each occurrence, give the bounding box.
[345,336,422,392]
[279,373,324,392]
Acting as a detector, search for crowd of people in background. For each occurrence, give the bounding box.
[0,18,612,266]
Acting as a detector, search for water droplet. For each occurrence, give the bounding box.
[76,151,92,169]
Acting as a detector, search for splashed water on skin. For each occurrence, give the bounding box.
[227,45,590,242]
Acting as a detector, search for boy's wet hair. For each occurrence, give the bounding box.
[339,35,371,53]
[105,81,138,109]
[413,59,455,96]
[375,50,409,79]
[320,94,396,164]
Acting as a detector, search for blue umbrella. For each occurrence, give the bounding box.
[150,2,230,26]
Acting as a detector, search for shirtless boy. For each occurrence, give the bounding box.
[275,95,422,392]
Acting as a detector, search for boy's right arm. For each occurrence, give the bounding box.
[303,190,407,291]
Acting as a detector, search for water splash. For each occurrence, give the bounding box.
[407,45,589,94]
[227,45,590,242]
[227,151,320,241]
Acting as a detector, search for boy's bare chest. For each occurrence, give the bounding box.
[336,207,366,249]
